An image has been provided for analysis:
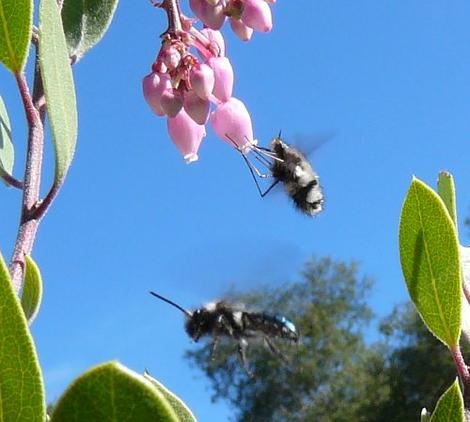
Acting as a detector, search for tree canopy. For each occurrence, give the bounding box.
[185,257,456,421]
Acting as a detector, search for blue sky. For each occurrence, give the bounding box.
[1,1,470,420]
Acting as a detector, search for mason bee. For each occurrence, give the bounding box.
[149,291,299,376]
[231,134,324,217]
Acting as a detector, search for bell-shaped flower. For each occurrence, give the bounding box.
[230,18,254,41]
[200,28,225,56]
[211,97,254,151]
[184,91,210,124]
[208,56,234,102]
[168,109,206,163]
[190,63,215,100]
[160,89,184,117]
[241,0,273,32]
[189,0,226,29]
[142,72,171,116]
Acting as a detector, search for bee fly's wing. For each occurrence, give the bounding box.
[290,132,335,157]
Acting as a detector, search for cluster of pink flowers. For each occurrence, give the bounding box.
[143,0,276,163]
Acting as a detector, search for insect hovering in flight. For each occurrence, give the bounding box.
[229,133,324,217]
[149,291,299,376]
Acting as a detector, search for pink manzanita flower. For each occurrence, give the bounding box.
[208,56,234,102]
[190,63,215,100]
[183,91,210,124]
[168,109,206,163]
[230,18,254,41]
[142,72,172,116]
[211,97,254,151]
[241,0,273,33]
[160,88,184,118]
[200,28,226,56]
[189,0,226,29]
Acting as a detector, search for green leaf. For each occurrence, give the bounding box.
[21,255,43,324]
[399,176,461,347]
[39,0,77,184]
[430,378,464,422]
[144,370,197,422]
[50,361,180,422]
[0,251,45,421]
[61,0,119,62]
[437,172,457,228]
[0,0,32,72]
[0,94,14,183]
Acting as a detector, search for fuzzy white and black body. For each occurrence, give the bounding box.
[233,135,324,217]
[150,292,298,375]
[268,138,324,216]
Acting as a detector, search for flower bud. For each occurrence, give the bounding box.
[201,28,225,56]
[184,91,210,125]
[241,0,273,32]
[142,72,171,116]
[190,0,226,29]
[168,109,206,163]
[211,97,254,151]
[208,56,234,102]
[160,89,184,117]
[190,63,215,100]
[230,18,254,41]
[161,45,181,70]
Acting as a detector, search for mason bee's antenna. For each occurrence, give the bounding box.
[149,291,192,317]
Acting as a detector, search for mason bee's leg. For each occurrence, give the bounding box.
[237,338,253,378]
[263,336,290,364]
[210,335,219,360]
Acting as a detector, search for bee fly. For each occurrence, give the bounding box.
[149,291,299,376]
[229,133,324,217]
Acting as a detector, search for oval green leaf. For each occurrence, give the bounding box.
[437,171,457,228]
[0,251,45,421]
[144,370,197,422]
[0,0,32,72]
[50,361,180,422]
[61,0,118,62]
[399,177,461,347]
[430,378,464,422]
[0,94,14,184]
[39,0,77,184]
[21,255,43,324]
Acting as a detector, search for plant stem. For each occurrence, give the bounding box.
[159,0,183,37]
[9,70,45,294]
[451,346,470,404]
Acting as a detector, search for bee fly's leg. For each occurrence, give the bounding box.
[263,336,290,364]
[260,180,280,198]
[237,338,253,378]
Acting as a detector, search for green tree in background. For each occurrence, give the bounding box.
[186,257,456,422]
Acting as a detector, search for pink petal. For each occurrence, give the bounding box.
[184,91,210,124]
[230,18,254,41]
[160,89,184,117]
[200,28,226,56]
[168,109,206,163]
[241,0,273,32]
[208,56,234,102]
[190,63,215,100]
[211,97,254,151]
[189,0,226,29]
[142,72,171,116]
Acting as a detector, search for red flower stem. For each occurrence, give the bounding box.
[451,346,470,402]
[9,71,45,293]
